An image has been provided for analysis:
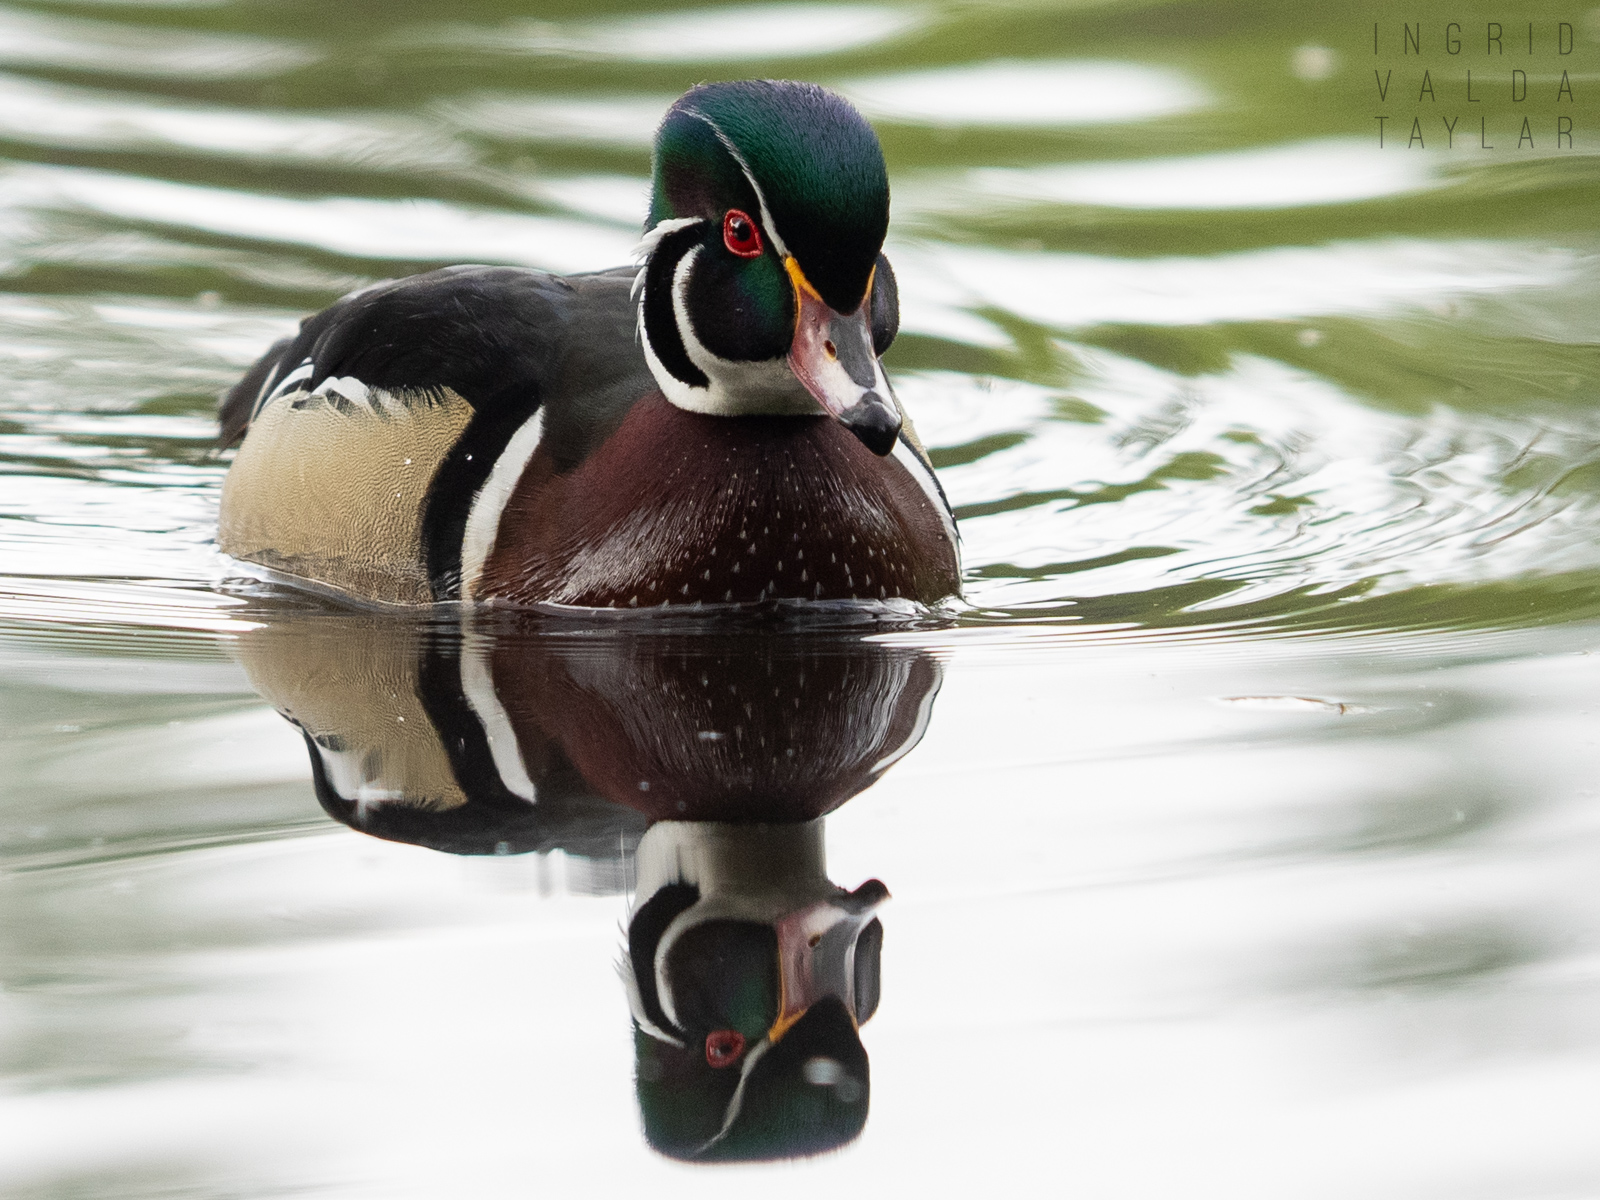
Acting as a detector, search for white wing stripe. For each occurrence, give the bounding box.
[460,407,545,599]
[459,628,538,804]
[892,436,961,563]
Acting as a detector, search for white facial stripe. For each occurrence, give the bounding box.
[633,215,703,263]
[638,297,695,408]
[637,219,714,407]
[891,435,961,561]
[664,245,817,416]
[637,193,842,419]
[694,1039,775,1157]
[460,407,545,599]
[681,106,791,260]
[616,958,687,1050]
[459,625,538,804]
[670,242,703,357]
[653,902,699,1034]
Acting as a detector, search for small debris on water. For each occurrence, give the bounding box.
[1218,695,1375,715]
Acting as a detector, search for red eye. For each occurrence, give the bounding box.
[722,209,763,258]
[705,1029,746,1067]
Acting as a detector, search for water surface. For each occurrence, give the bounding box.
[2,0,1599,1194]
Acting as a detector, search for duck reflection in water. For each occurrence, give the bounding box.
[233,616,942,1161]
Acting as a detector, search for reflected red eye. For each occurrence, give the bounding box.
[705,1029,746,1067]
[722,209,762,258]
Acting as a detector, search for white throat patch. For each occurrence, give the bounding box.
[640,242,820,418]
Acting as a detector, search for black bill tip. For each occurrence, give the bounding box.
[840,393,900,457]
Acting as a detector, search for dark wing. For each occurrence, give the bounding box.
[220,264,638,447]
[218,264,650,599]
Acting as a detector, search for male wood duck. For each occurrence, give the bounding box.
[217,80,960,610]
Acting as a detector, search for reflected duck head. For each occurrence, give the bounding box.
[624,820,884,1161]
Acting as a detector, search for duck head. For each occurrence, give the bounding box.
[638,79,903,456]
[626,821,884,1161]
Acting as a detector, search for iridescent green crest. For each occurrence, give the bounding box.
[649,80,890,313]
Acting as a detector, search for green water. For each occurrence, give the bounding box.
[2,0,1599,1194]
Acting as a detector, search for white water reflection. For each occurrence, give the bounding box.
[0,5,314,78]
[439,93,671,148]
[918,139,1441,212]
[0,71,466,170]
[841,59,1208,127]
[890,238,1579,338]
[1,163,639,272]
[900,351,1600,612]
[522,173,651,227]
[4,625,1599,1195]
[436,3,922,61]
[0,291,290,409]
[0,577,253,631]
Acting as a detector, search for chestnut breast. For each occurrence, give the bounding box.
[476,392,959,608]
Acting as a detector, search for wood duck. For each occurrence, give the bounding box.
[217,80,961,610]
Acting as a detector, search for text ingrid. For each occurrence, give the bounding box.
[1373,21,1583,149]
